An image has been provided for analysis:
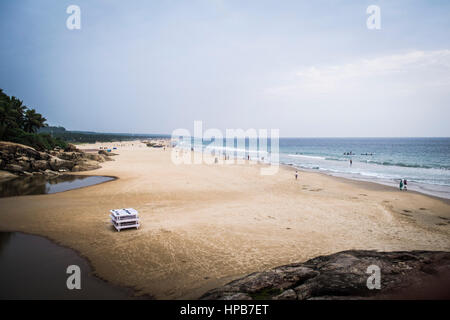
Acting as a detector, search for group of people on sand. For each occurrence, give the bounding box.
[400,179,408,191]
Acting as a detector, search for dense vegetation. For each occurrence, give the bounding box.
[1,88,169,149]
[0,89,67,150]
[39,126,169,144]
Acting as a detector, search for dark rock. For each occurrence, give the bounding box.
[0,141,40,160]
[0,170,17,181]
[4,163,25,173]
[85,153,105,162]
[17,156,31,162]
[1,141,105,175]
[64,144,80,152]
[48,157,75,171]
[17,160,31,171]
[98,150,109,156]
[273,289,297,300]
[99,150,117,157]
[222,293,252,300]
[57,152,83,161]
[31,160,50,171]
[44,169,59,176]
[200,250,450,300]
[38,152,50,160]
[72,161,101,172]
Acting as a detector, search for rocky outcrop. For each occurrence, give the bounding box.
[72,160,101,172]
[0,141,112,179]
[201,250,450,300]
[48,156,75,171]
[31,160,50,171]
[0,170,17,182]
[144,139,169,149]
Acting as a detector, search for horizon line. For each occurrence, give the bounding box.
[62,129,450,139]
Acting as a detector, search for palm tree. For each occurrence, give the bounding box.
[23,108,47,133]
[0,93,17,139]
[9,96,26,128]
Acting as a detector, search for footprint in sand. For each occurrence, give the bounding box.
[359,194,368,196]
[419,208,427,211]
[403,209,412,213]
[436,223,447,226]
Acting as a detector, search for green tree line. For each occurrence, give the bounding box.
[0,89,67,150]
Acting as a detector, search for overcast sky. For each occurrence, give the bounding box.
[1,0,449,137]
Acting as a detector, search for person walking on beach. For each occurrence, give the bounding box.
[295,171,298,180]
[350,159,352,166]
[403,179,408,191]
[399,179,404,190]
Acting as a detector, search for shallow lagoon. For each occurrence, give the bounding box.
[0,232,134,299]
[0,175,115,198]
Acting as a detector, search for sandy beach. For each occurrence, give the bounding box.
[0,140,449,299]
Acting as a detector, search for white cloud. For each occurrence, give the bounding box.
[267,50,450,96]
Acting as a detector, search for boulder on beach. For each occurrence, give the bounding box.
[0,141,41,159]
[85,153,105,162]
[4,163,26,173]
[31,160,50,171]
[48,156,75,171]
[0,170,18,182]
[201,250,450,300]
[71,160,101,172]
[0,141,107,176]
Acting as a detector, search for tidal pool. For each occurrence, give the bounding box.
[0,232,136,299]
[0,175,115,198]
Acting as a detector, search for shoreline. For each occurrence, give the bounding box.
[190,147,450,202]
[179,142,450,201]
[0,140,449,299]
[282,163,450,205]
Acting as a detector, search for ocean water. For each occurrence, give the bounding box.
[174,137,450,199]
[278,138,450,199]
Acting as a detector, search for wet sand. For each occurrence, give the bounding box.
[0,140,449,299]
